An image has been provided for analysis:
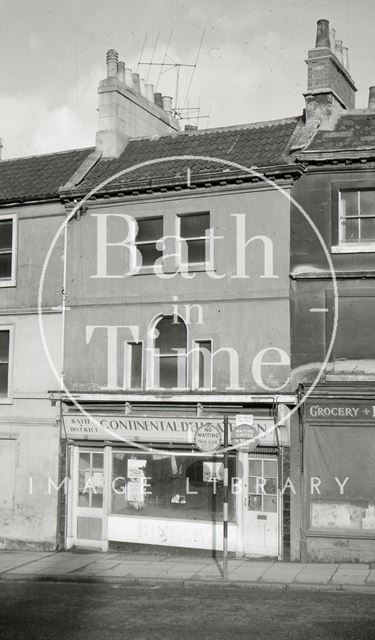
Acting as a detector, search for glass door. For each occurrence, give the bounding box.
[70,448,108,550]
[244,454,279,557]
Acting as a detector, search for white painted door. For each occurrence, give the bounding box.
[70,448,108,550]
[244,454,279,557]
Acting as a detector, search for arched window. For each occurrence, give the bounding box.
[152,315,187,388]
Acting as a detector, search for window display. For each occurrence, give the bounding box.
[111,450,236,521]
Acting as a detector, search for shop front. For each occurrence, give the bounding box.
[62,402,291,558]
[301,389,375,562]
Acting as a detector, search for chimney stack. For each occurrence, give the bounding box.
[368,87,375,110]
[303,19,357,129]
[95,49,180,158]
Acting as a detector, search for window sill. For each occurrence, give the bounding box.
[0,397,13,405]
[0,279,16,288]
[131,265,216,276]
[332,244,375,254]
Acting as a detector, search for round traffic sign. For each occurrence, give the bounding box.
[194,424,221,452]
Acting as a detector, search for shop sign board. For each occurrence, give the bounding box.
[62,414,288,446]
[306,400,375,422]
[194,424,221,452]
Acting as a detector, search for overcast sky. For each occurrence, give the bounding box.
[1,0,374,159]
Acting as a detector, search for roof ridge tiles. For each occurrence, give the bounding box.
[126,116,301,143]
[1,146,94,164]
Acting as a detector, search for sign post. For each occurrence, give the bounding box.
[223,414,229,580]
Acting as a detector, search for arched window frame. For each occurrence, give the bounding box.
[146,314,189,390]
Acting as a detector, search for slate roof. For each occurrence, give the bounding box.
[0,147,93,204]
[65,118,301,196]
[0,118,301,204]
[301,112,375,158]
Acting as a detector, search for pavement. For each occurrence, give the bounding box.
[1,550,375,593]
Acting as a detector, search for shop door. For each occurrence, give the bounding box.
[244,454,279,557]
[70,448,108,550]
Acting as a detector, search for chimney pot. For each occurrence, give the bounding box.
[117,61,125,83]
[335,39,344,63]
[106,49,119,78]
[162,96,173,113]
[342,46,349,70]
[132,73,140,93]
[368,86,375,110]
[329,28,336,51]
[315,19,330,48]
[125,67,133,88]
[154,92,163,108]
[139,78,146,97]
[145,84,155,102]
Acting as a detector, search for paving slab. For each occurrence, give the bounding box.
[229,562,275,582]
[90,561,152,577]
[8,553,99,575]
[259,562,305,583]
[331,565,370,585]
[294,563,339,584]
[0,552,53,574]
[366,569,375,584]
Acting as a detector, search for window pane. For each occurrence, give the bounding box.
[360,218,375,242]
[92,491,103,508]
[92,453,104,469]
[360,191,375,217]
[0,363,8,395]
[79,453,90,469]
[0,253,12,278]
[0,220,12,251]
[0,331,9,362]
[180,213,209,238]
[136,217,163,242]
[155,316,187,352]
[187,239,206,263]
[263,495,277,512]
[159,356,179,388]
[197,341,212,388]
[248,495,262,511]
[263,460,277,476]
[248,476,257,493]
[137,243,162,266]
[130,343,142,388]
[342,218,359,243]
[264,478,277,495]
[249,459,262,476]
[341,191,358,217]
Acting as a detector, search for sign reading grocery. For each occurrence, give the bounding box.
[307,401,375,422]
[63,414,288,446]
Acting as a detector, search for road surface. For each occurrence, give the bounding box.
[0,581,374,639]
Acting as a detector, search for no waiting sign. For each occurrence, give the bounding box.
[194,424,221,452]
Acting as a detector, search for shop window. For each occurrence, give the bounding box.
[152,315,187,388]
[335,189,375,251]
[0,216,16,286]
[0,328,11,398]
[192,340,212,389]
[125,342,143,389]
[111,450,236,521]
[178,212,210,265]
[135,216,163,267]
[306,425,375,533]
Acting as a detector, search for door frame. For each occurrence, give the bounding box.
[66,445,111,551]
[241,450,282,559]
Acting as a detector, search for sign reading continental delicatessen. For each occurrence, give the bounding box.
[62,414,289,447]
